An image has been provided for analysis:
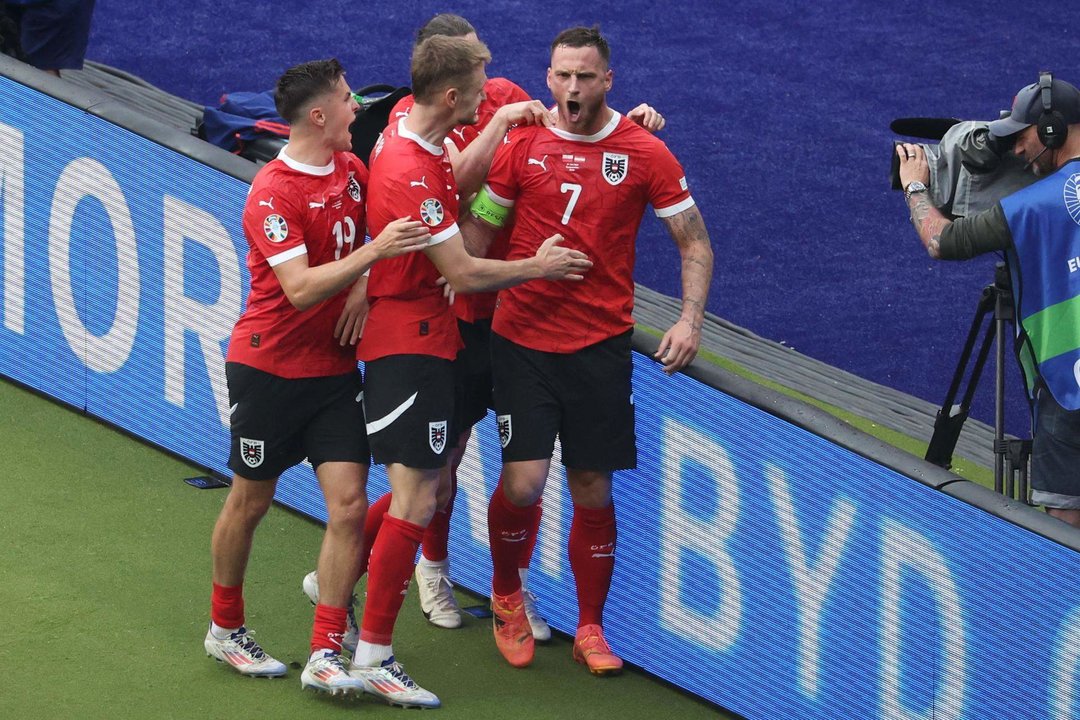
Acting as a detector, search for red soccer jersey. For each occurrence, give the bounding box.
[357,118,464,361]
[484,112,695,353]
[390,78,530,323]
[227,150,368,377]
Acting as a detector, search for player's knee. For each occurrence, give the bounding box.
[325,492,368,529]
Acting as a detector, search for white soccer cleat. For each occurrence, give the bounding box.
[300,650,365,695]
[520,586,552,642]
[414,563,462,629]
[302,571,359,654]
[350,657,441,709]
[204,624,287,677]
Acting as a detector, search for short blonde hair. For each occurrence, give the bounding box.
[411,35,491,104]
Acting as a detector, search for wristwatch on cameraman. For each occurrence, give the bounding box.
[904,180,928,203]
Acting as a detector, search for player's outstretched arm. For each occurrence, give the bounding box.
[452,100,552,199]
[274,218,430,311]
[426,231,591,294]
[654,206,714,375]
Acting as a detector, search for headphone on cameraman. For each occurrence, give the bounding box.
[1037,70,1068,149]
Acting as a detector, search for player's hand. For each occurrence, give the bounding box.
[896,143,930,188]
[533,234,592,281]
[496,100,555,129]
[436,275,456,306]
[654,317,701,375]
[369,217,431,259]
[628,103,665,133]
[335,277,369,346]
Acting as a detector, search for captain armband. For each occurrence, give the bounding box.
[470,187,511,228]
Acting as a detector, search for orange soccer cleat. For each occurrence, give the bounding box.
[491,589,535,668]
[573,624,623,676]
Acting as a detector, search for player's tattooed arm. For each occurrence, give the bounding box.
[655,205,714,374]
[907,194,951,259]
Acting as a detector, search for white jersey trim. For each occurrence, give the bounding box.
[397,118,444,156]
[548,111,622,143]
[266,244,307,267]
[277,147,335,176]
[483,184,515,207]
[654,196,696,218]
[430,222,459,245]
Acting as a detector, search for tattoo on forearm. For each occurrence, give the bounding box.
[664,207,714,326]
[909,195,946,258]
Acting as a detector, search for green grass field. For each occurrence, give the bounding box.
[0,379,733,720]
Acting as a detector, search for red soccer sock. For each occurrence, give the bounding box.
[359,492,392,577]
[211,582,245,630]
[520,495,543,569]
[360,513,425,646]
[421,470,457,563]
[311,603,348,654]
[488,482,537,596]
[569,503,617,627]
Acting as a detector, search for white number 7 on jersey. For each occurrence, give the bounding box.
[560,182,582,225]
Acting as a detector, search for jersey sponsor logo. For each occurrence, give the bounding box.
[419,198,444,226]
[240,437,264,468]
[497,414,512,448]
[258,197,275,210]
[1065,173,1080,226]
[527,155,549,172]
[452,127,467,143]
[602,152,629,186]
[263,214,289,243]
[410,176,429,189]
[428,420,447,454]
[308,200,325,209]
[373,133,386,159]
[347,173,362,202]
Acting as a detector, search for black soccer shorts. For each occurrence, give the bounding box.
[225,362,369,481]
[491,330,636,472]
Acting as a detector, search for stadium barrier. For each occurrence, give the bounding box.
[5,53,1080,719]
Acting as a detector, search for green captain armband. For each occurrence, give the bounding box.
[470,187,511,228]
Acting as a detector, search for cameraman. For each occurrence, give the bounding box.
[897,74,1080,528]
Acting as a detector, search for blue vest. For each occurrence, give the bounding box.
[1000,159,1080,411]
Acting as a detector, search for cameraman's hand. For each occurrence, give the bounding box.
[896,143,930,188]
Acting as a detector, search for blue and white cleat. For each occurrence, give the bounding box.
[301,649,365,695]
[349,656,441,709]
[204,624,287,677]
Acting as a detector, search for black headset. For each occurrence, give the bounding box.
[1037,71,1068,149]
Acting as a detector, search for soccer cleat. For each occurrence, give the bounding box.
[349,656,441,709]
[573,624,623,676]
[520,587,551,642]
[301,650,365,695]
[204,624,287,677]
[415,563,462,629]
[302,571,359,655]
[491,589,535,668]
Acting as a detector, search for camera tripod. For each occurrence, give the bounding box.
[925,262,1032,500]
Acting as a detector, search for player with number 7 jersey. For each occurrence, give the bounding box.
[481,113,694,353]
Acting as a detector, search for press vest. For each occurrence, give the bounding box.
[1000,158,1080,410]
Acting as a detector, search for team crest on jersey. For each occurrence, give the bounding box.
[497,414,512,448]
[429,421,447,454]
[346,173,362,202]
[419,198,444,226]
[1065,174,1080,226]
[240,438,264,468]
[373,133,386,159]
[263,214,288,243]
[602,152,629,186]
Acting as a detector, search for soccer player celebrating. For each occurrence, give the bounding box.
[203,59,431,695]
[334,14,668,640]
[345,35,592,708]
[465,26,714,674]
